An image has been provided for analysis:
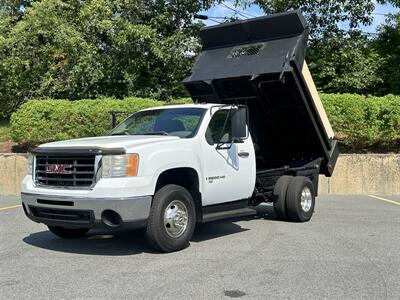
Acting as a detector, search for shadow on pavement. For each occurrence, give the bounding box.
[23,228,152,256]
[22,205,279,256]
[192,205,279,241]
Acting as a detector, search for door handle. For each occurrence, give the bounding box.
[238,151,249,158]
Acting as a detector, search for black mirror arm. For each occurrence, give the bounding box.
[215,142,233,150]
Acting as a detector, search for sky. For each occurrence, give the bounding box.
[202,1,400,33]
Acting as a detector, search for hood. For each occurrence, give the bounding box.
[38,135,180,152]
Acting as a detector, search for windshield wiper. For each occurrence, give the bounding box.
[110,132,129,136]
[111,131,171,136]
[142,131,170,136]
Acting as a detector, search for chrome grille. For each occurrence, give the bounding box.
[35,155,96,188]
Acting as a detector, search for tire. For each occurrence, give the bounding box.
[286,176,315,222]
[273,175,293,220]
[48,226,90,238]
[145,184,196,252]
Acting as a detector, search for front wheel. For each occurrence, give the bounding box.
[48,226,90,238]
[145,184,196,252]
[286,176,315,222]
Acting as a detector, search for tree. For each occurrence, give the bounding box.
[374,13,400,95]
[0,0,215,119]
[237,0,399,95]
[1,0,400,120]
[307,32,383,94]
[240,0,400,39]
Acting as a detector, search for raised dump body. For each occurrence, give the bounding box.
[184,10,339,176]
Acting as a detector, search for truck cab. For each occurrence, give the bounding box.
[21,11,338,252]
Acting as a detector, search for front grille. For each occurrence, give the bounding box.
[35,155,96,188]
[29,206,93,223]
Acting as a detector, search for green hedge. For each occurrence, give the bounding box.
[322,94,400,151]
[10,94,400,152]
[10,98,190,146]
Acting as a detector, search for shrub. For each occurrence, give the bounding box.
[9,94,400,152]
[0,120,11,142]
[10,98,190,146]
[321,93,400,152]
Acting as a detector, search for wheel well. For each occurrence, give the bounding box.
[156,168,202,222]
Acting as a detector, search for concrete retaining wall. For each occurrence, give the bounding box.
[1,154,400,196]
[0,153,28,196]
[318,154,400,195]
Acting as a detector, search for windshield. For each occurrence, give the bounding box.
[109,107,206,138]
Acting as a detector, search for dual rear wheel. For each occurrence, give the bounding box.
[273,176,315,222]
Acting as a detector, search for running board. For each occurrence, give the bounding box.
[201,207,257,223]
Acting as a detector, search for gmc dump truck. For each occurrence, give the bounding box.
[21,11,338,252]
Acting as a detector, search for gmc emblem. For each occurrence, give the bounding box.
[45,164,73,174]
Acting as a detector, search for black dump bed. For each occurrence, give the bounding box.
[183,10,338,177]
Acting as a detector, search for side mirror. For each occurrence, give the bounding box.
[231,107,247,141]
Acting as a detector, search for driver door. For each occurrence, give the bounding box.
[201,109,256,206]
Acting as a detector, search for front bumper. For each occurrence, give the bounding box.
[22,192,152,229]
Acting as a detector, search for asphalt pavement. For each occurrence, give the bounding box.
[0,194,399,299]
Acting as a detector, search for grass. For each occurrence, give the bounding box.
[0,120,11,142]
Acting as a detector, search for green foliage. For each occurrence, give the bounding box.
[322,94,400,151]
[246,0,399,38]
[374,13,400,95]
[9,95,400,153]
[10,97,189,145]
[307,33,383,94]
[0,0,211,119]
[2,0,400,120]
[239,1,400,96]
[0,120,10,142]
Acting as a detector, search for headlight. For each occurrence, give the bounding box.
[27,153,34,175]
[101,154,139,178]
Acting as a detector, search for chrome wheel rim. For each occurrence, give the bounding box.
[300,186,313,212]
[164,200,188,238]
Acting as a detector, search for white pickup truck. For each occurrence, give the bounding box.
[21,11,338,252]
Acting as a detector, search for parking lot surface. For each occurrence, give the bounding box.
[0,194,399,299]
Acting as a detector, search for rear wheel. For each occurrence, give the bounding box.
[273,175,293,220]
[286,176,315,222]
[48,226,89,238]
[145,184,196,252]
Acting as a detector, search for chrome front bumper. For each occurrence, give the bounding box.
[21,192,152,228]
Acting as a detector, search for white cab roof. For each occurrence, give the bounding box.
[140,103,223,111]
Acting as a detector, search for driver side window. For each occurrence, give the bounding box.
[206,110,232,145]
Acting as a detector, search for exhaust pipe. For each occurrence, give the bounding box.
[101,210,122,227]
